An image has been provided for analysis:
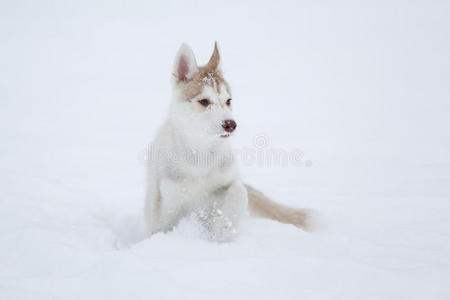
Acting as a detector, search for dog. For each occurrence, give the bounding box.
[144,42,316,241]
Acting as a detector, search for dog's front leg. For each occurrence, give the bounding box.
[197,181,248,242]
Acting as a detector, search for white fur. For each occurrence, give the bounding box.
[145,43,317,242]
[145,44,246,241]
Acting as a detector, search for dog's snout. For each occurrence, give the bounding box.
[222,119,237,133]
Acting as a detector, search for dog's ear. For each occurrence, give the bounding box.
[206,41,220,71]
[173,43,198,83]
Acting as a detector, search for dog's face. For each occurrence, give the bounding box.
[170,42,236,142]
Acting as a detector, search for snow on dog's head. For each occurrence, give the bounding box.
[169,42,235,144]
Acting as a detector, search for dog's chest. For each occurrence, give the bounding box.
[162,151,236,203]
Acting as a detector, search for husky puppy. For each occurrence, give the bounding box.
[145,42,315,241]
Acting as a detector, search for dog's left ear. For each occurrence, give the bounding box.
[206,41,221,70]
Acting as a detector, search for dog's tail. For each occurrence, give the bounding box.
[245,184,319,231]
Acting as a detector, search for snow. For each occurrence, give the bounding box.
[1,0,450,299]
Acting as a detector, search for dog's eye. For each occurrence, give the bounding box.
[226,98,232,106]
[198,99,210,107]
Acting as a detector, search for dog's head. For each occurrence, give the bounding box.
[170,42,235,143]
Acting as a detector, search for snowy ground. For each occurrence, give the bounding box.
[1,1,450,299]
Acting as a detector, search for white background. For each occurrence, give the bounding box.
[1,1,449,299]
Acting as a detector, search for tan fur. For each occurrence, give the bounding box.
[179,42,231,100]
[146,42,317,240]
[153,189,161,229]
[246,185,316,231]
[206,41,220,70]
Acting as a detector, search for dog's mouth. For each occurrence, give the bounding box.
[219,133,231,138]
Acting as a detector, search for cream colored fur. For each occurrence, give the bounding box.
[144,42,316,241]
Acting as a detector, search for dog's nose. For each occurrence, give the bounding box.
[222,119,237,133]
